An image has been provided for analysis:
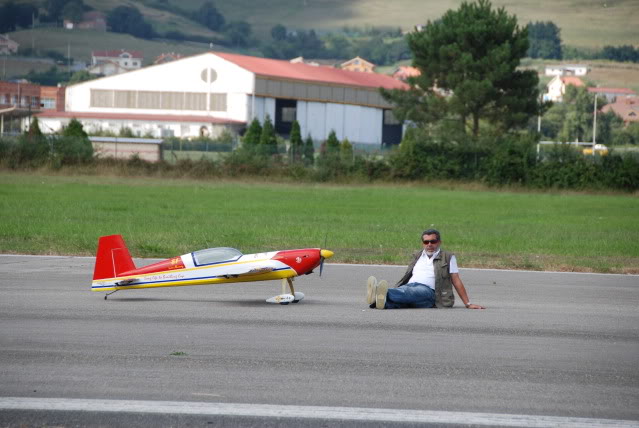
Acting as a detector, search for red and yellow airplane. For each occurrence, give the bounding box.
[91,235,334,304]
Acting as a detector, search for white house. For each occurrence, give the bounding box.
[545,64,589,77]
[88,49,143,76]
[544,76,585,102]
[36,51,408,145]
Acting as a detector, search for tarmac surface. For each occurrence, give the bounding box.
[1,255,638,427]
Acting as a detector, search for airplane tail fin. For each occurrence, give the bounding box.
[93,235,136,280]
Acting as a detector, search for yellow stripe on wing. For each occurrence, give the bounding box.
[91,269,296,292]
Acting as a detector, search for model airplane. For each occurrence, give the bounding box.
[91,235,334,304]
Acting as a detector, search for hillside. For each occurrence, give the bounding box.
[135,0,637,48]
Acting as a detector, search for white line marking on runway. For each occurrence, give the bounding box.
[1,397,637,427]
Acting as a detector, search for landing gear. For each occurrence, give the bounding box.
[104,290,118,300]
[266,278,305,304]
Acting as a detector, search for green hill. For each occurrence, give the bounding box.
[145,0,637,48]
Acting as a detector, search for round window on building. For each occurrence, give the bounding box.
[200,68,218,83]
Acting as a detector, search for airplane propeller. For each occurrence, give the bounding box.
[319,249,334,276]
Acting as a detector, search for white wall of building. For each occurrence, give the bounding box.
[297,101,382,145]
[249,96,275,123]
[66,53,255,122]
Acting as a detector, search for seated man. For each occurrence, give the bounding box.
[367,229,485,310]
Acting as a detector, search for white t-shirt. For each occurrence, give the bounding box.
[407,250,458,290]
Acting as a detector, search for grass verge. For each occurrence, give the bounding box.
[1,171,637,273]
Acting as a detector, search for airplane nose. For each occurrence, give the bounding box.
[320,249,334,259]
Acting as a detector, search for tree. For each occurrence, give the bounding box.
[384,0,540,138]
[68,70,96,84]
[340,138,353,164]
[259,115,277,154]
[326,130,340,153]
[303,135,315,165]
[194,1,225,31]
[61,0,85,23]
[224,20,252,47]
[527,21,562,60]
[57,118,93,163]
[242,118,262,146]
[557,85,596,142]
[107,6,154,39]
[289,120,303,162]
[271,24,287,41]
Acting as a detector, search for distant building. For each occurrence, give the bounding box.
[392,66,420,81]
[340,56,375,73]
[36,51,408,145]
[154,52,184,65]
[0,80,41,135]
[89,50,143,76]
[0,81,40,109]
[601,97,639,125]
[588,87,637,103]
[0,34,19,55]
[39,85,66,111]
[544,76,585,102]
[289,57,336,67]
[64,12,107,30]
[545,64,589,76]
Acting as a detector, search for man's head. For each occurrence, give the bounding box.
[421,229,441,255]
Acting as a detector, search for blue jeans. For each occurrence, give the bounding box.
[385,282,435,309]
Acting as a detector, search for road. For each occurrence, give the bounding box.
[1,255,638,427]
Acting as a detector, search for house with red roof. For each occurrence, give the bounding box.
[544,76,585,102]
[88,50,143,76]
[340,57,376,73]
[392,66,420,81]
[36,51,408,146]
[601,97,639,125]
[587,87,637,103]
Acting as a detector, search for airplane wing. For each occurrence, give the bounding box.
[222,267,274,279]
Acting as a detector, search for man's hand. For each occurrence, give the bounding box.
[466,303,485,309]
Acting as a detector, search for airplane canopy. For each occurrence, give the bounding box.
[192,247,242,266]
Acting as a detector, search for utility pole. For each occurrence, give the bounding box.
[592,93,598,155]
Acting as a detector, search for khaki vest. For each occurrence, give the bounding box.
[394,249,455,308]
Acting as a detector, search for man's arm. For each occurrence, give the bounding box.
[451,273,485,309]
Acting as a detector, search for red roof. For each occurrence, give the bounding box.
[36,111,244,124]
[92,49,143,59]
[214,52,408,91]
[560,77,585,87]
[588,87,637,95]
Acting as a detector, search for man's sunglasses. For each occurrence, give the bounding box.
[422,239,439,244]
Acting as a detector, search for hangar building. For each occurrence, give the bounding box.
[37,51,408,146]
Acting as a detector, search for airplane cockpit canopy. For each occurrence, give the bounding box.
[192,247,243,266]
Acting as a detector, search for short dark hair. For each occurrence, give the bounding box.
[422,229,440,241]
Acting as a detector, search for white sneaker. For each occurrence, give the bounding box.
[376,280,388,309]
[366,276,377,305]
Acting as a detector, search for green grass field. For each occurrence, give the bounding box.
[1,172,637,274]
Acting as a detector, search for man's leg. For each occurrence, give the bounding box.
[384,283,435,309]
[366,276,377,305]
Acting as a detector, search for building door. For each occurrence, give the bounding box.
[275,99,297,136]
[382,109,402,147]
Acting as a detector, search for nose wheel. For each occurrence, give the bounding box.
[266,278,305,304]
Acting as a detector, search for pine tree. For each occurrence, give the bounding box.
[340,137,353,164]
[57,118,93,163]
[289,120,303,162]
[383,0,540,138]
[326,130,340,153]
[243,118,262,146]
[259,115,277,154]
[303,134,315,165]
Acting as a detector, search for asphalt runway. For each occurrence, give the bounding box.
[1,255,638,427]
